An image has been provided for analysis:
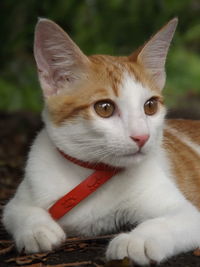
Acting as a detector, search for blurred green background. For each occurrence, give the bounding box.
[0,0,200,113]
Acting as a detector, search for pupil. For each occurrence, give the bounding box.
[103,103,109,110]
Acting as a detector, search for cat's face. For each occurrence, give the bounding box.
[34,18,177,167]
[43,56,166,167]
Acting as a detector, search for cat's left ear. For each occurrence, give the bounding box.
[130,18,178,90]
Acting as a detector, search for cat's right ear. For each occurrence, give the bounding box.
[34,19,90,98]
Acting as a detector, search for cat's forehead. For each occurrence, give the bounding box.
[47,55,160,125]
[89,55,159,94]
[89,55,125,97]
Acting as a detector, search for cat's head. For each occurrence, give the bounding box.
[34,18,177,167]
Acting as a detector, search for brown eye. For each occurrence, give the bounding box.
[144,98,158,115]
[94,100,115,118]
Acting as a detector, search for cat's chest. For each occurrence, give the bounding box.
[57,169,139,236]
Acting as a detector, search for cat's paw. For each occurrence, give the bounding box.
[15,221,66,253]
[106,223,174,265]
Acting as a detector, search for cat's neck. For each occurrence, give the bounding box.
[58,149,123,172]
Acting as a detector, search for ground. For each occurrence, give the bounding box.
[0,111,200,267]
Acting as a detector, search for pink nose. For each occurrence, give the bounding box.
[130,134,149,148]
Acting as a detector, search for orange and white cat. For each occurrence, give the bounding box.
[2,18,200,265]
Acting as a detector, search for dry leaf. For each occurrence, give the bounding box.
[0,240,14,255]
[6,252,50,264]
[193,248,200,256]
[45,261,93,266]
[0,243,14,255]
[105,257,134,267]
[25,264,45,267]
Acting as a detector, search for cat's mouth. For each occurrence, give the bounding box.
[121,150,143,157]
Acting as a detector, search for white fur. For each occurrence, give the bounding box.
[2,73,200,265]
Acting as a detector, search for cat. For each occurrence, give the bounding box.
[2,17,200,266]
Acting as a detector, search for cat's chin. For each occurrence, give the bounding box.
[104,151,147,168]
[121,152,147,167]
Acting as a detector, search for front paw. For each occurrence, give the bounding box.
[15,221,66,254]
[106,226,174,265]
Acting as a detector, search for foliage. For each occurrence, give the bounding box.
[0,0,200,111]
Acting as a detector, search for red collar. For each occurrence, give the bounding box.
[48,149,123,220]
[58,149,119,171]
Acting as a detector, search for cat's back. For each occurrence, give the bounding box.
[166,119,200,144]
[163,119,200,209]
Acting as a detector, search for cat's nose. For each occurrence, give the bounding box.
[130,134,149,148]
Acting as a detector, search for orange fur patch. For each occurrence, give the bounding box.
[167,119,200,144]
[164,120,200,209]
[47,86,110,125]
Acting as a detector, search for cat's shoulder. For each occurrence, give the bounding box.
[164,119,200,145]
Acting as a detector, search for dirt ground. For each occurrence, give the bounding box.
[0,111,200,267]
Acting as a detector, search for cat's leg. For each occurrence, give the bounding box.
[106,167,200,267]
[2,198,66,253]
[107,203,200,265]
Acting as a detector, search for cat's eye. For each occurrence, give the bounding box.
[94,100,115,118]
[144,98,158,116]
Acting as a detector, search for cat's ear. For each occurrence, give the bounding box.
[34,19,90,98]
[130,18,178,90]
